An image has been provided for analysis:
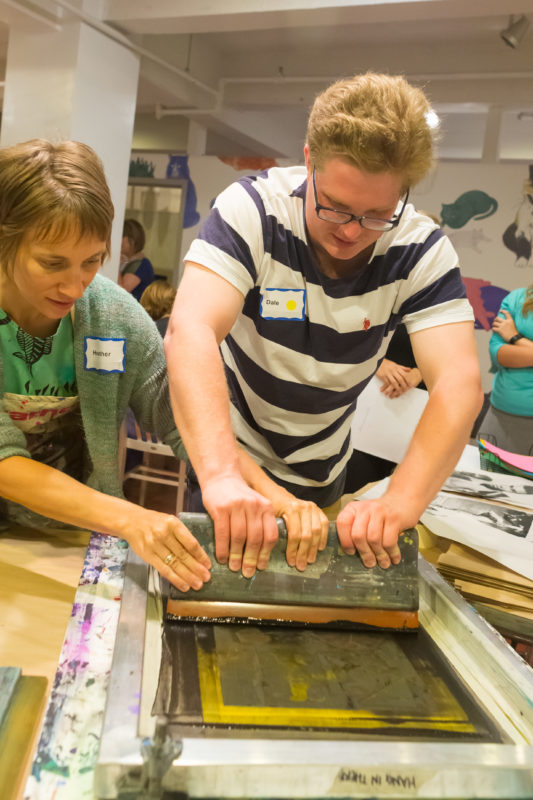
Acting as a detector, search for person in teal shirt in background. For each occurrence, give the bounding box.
[479,285,533,456]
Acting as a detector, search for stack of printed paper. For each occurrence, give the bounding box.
[421,469,533,582]
[436,542,533,620]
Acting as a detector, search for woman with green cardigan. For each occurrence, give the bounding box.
[0,139,327,591]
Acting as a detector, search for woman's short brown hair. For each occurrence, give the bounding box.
[306,73,437,190]
[0,139,114,274]
[140,280,176,320]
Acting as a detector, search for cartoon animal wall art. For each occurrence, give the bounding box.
[502,165,533,267]
[166,155,200,228]
[441,190,498,229]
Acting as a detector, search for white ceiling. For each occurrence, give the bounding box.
[1,0,533,158]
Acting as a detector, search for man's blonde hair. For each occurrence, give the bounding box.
[306,73,436,189]
[0,139,114,274]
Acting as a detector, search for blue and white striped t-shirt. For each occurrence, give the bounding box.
[185,166,473,504]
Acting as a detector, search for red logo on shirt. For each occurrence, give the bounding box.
[9,406,71,421]
[363,317,370,330]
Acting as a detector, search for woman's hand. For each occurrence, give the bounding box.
[0,457,211,592]
[121,506,212,592]
[270,491,329,571]
[492,309,518,342]
[236,448,329,572]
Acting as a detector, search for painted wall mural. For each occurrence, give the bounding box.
[166,155,200,228]
[502,165,533,267]
[440,190,498,229]
[415,161,533,388]
[462,278,509,332]
[219,156,279,172]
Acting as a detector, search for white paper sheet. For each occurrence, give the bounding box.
[350,376,428,463]
[454,444,481,471]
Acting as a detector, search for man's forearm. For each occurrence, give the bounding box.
[386,373,483,520]
[165,322,242,487]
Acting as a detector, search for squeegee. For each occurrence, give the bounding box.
[165,512,419,631]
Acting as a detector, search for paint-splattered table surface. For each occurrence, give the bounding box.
[0,524,92,800]
[14,531,129,800]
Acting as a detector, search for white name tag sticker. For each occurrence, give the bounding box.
[84,337,126,373]
[260,288,306,321]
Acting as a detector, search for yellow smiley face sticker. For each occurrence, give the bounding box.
[286,299,297,311]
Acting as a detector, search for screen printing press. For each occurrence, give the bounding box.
[95,515,533,800]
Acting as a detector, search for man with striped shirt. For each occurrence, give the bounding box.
[165,73,482,578]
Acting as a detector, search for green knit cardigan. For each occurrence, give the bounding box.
[0,273,186,499]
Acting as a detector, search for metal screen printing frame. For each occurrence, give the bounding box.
[95,549,533,799]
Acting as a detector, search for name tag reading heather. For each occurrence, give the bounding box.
[260,288,306,321]
[84,337,126,373]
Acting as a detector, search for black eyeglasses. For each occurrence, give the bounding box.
[312,168,409,232]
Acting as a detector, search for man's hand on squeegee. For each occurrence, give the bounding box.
[201,474,279,578]
[336,496,403,569]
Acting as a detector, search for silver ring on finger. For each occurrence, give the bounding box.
[164,552,177,567]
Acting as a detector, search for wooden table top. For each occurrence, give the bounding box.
[0,524,90,800]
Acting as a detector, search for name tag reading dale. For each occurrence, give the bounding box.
[84,337,126,373]
[260,288,306,321]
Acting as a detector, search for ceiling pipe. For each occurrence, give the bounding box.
[1,0,61,29]
[26,0,219,100]
[155,101,221,119]
[154,71,533,118]
[220,70,533,86]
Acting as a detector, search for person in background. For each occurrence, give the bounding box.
[0,139,328,594]
[478,285,533,456]
[165,72,482,577]
[140,279,177,337]
[374,322,424,399]
[118,218,155,301]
